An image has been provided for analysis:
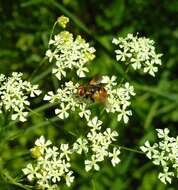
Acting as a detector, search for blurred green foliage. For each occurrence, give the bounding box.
[0,0,178,189]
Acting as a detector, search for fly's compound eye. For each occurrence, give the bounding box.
[78,86,85,96]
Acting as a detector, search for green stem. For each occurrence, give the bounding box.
[48,21,58,48]
[119,64,130,85]
[111,144,145,155]
[3,110,9,126]
[144,101,160,129]
[6,102,56,128]
[134,83,178,103]
[28,56,47,82]
[23,112,77,137]
[92,179,96,190]
[28,19,57,83]
[34,102,57,112]
[31,65,53,83]
[1,170,32,190]
[26,107,45,117]
[6,108,77,140]
[155,103,176,116]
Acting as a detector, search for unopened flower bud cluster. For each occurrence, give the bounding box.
[0,72,41,122]
[140,128,178,184]
[57,15,69,29]
[23,117,121,188]
[112,33,162,76]
[46,30,95,80]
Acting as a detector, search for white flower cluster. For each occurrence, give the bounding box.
[46,30,95,80]
[73,117,121,170]
[0,72,41,122]
[23,136,74,189]
[101,75,135,123]
[112,33,162,76]
[44,81,91,121]
[140,128,178,184]
[83,117,121,170]
[23,117,121,189]
[44,76,135,124]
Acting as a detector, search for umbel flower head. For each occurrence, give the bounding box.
[44,75,135,124]
[0,72,41,122]
[140,128,178,184]
[44,81,92,121]
[101,75,135,123]
[46,20,95,80]
[83,116,121,171]
[74,116,121,171]
[23,117,121,189]
[23,136,74,189]
[112,33,162,77]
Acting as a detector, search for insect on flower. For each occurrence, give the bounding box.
[78,76,108,103]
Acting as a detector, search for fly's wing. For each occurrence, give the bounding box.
[89,76,108,87]
[89,76,103,85]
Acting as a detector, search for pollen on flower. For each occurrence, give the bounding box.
[0,72,41,122]
[112,33,162,77]
[23,136,75,189]
[46,26,95,80]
